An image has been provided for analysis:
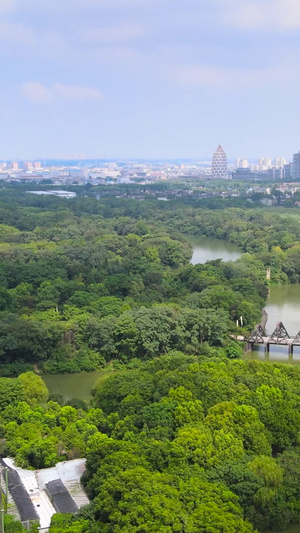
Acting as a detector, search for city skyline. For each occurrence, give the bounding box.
[0,152,295,164]
[1,1,300,159]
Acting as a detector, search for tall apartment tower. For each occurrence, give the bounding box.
[274,157,286,169]
[258,157,272,170]
[292,151,300,180]
[23,162,33,171]
[211,144,228,179]
[236,158,249,169]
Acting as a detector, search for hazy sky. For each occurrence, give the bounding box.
[1,0,300,160]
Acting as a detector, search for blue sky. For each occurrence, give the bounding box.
[1,0,300,160]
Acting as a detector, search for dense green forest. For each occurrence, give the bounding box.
[2,185,300,375]
[3,359,300,532]
[0,186,277,375]
[2,185,300,532]
[1,186,300,374]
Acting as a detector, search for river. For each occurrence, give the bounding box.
[186,234,242,265]
[185,234,300,364]
[41,235,299,533]
[43,371,104,403]
[244,284,300,365]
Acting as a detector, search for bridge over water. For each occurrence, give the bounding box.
[238,322,300,356]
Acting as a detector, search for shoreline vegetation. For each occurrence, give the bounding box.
[2,184,300,532]
[1,187,300,376]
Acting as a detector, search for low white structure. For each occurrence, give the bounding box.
[27,190,77,198]
[2,458,89,531]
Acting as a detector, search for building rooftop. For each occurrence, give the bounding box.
[2,458,89,531]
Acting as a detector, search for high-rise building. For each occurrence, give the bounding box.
[9,162,18,170]
[274,157,286,169]
[32,161,42,170]
[23,162,33,171]
[258,157,272,171]
[211,145,228,179]
[269,168,284,180]
[284,163,292,180]
[292,151,300,180]
[236,158,249,169]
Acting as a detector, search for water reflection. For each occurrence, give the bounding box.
[265,526,300,533]
[244,284,300,365]
[185,235,242,265]
[244,344,300,365]
[265,284,300,337]
[43,371,103,402]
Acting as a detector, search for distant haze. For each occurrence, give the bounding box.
[1,1,299,160]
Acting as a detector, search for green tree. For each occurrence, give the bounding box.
[18,372,49,406]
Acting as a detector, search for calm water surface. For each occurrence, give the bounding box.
[244,284,300,365]
[186,235,242,265]
[265,526,300,533]
[265,284,300,337]
[43,371,103,402]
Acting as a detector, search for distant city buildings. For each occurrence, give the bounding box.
[236,158,249,169]
[234,156,288,180]
[292,151,300,180]
[269,168,285,180]
[23,161,42,171]
[0,150,298,186]
[258,157,272,171]
[284,163,292,180]
[211,145,228,179]
[274,157,286,168]
[258,157,286,170]
[236,157,286,171]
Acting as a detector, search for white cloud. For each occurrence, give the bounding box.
[22,82,103,103]
[22,82,52,103]
[215,0,300,30]
[79,23,144,44]
[169,62,295,88]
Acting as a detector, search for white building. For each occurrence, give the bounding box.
[211,145,228,179]
[1,457,89,531]
[274,158,286,168]
[258,157,272,171]
[236,158,249,169]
